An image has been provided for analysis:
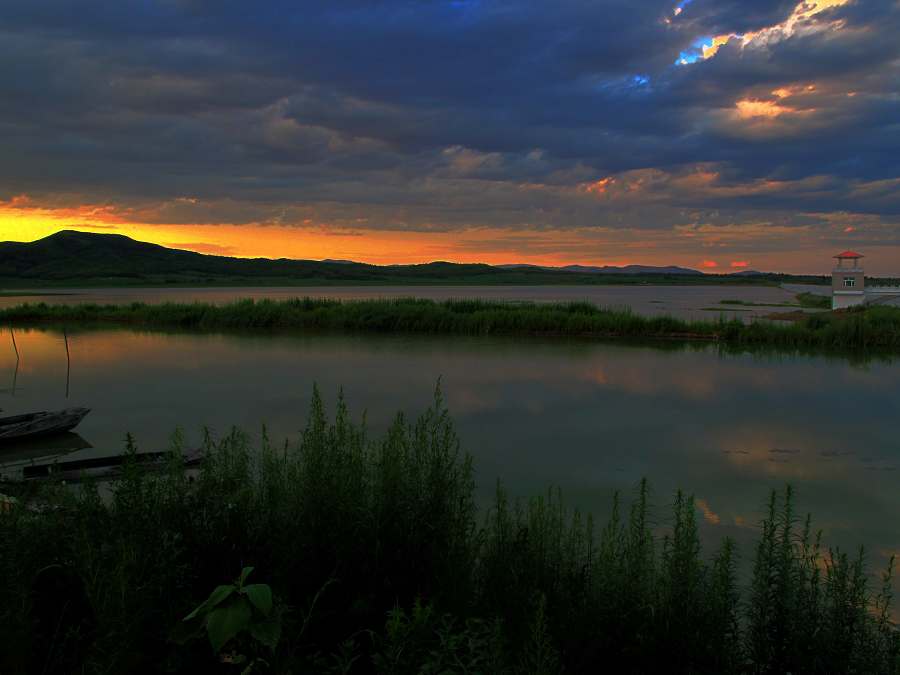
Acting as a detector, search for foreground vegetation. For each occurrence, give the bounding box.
[3,296,900,351]
[1,390,898,674]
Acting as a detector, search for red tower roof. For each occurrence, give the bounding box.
[834,250,864,259]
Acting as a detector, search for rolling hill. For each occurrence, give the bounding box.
[498,263,701,275]
[0,230,823,287]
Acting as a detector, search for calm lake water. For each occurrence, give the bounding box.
[1,325,898,580]
[0,283,828,320]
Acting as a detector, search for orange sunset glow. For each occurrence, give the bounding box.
[0,197,656,267]
[4,193,899,274]
[0,194,718,268]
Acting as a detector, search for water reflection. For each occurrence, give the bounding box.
[0,432,93,482]
[0,431,91,461]
[0,326,898,583]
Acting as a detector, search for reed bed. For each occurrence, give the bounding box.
[1,389,897,674]
[2,296,900,351]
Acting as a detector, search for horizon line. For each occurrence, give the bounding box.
[7,228,828,276]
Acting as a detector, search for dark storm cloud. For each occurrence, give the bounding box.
[0,0,898,233]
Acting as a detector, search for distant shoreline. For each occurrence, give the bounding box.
[0,276,817,289]
[1,296,897,353]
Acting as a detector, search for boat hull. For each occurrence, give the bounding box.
[0,408,91,443]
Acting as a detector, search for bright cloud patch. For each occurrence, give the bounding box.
[677,35,732,65]
[734,99,808,119]
[676,0,851,65]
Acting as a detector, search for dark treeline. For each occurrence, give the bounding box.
[0,230,828,287]
[3,296,900,351]
[1,390,898,674]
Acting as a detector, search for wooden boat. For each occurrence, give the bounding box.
[0,408,90,443]
[17,448,204,482]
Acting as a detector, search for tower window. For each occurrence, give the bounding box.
[844,277,855,287]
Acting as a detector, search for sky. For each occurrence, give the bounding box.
[1,0,899,273]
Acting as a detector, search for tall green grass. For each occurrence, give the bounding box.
[1,390,898,673]
[3,296,900,350]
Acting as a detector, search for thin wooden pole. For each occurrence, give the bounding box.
[9,327,18,362]
[9,327,18,396]
[64,329,71,399]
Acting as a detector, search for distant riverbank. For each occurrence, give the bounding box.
[0,283,828,321]
[0,275,794,288]
[2,297,899,352]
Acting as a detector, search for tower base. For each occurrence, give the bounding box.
[832,293,865,310]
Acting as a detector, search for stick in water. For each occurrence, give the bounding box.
[64,329,71,399]
[9,327,18,396]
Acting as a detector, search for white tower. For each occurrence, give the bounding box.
[832,251,865,309]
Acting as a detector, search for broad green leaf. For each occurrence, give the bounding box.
[249,616,282,651]
[238,566,255,588]
[184,584,234,620]
[243,584,273,617]
[207,599,252,654]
